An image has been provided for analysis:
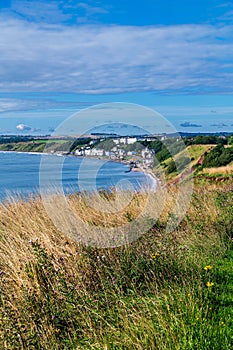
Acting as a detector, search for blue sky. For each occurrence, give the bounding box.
[0,0,233,134]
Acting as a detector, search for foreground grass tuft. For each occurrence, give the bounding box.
[0,180,232,349]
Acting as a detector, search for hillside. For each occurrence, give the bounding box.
[154,143,233,184]
[0,140,72,153]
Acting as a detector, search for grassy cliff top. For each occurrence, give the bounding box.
[0,178,232,349]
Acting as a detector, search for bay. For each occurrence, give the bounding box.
[0,152,153,201]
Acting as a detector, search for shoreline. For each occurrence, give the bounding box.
[0,150,159,193]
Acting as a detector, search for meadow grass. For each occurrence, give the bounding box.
[199,163,233,175]
[0,179,232,349]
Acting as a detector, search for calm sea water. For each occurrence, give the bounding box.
[0,152,152,201]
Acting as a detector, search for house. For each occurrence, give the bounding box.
[84,149,92,156]
[127,151,134,156]
[143,158,154,167]
[127,137,137,144]
[141,148,154,159]
[75,149,84,156]
[118,149,125,156]
[91,149,104,157]
[119,137,127,144]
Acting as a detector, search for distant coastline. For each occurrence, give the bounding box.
[3,133,232,194]
[1,149,158,191]
[0,149,159,192]
[0,151,158,202]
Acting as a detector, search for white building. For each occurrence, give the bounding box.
[91,149,104,157]
[119,137,127,144]
[118,149,125,156]
[84,149,92,156]
[113,137,137,145]
[75,149,84,156]
[142,148,154,159]
[84,148,104,156]
[127,137,137,144]
[143,158,154,166]
[127,151,134,156]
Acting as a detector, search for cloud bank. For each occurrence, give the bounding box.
[3,0,109,24]
[0,19,233,94]
[0,96,100,114]
[180,122,202,128]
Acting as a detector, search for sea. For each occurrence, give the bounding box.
[0,152,154,201]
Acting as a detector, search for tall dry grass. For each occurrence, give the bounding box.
[0,181,232,349]
[200,163,233,175]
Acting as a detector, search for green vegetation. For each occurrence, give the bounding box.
[124,142,145,152]
[0,141,47,152]
[165,159,176,174]
[96,138,115,150]
[0,136,35,144]
[0,179,232,349]
[186,144,214,162]
[144,138,185,163]
[68,138,92,152]
[228,135,233,145]
[0,139,78,153]
[185,135,227,146]
[152,135,233,179]
[202,144,233,168]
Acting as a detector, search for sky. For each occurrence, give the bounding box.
[0,0,233,135]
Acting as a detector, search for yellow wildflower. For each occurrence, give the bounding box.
[206,281,214,287]
[151,253,160,259]
[204,265,213,271]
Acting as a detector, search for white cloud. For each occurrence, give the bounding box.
[16,123,32,131]
[15,123,41,132]
[0,19,233,94]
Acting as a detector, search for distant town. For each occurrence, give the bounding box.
[72,135,166,168]
[0,133,176,169]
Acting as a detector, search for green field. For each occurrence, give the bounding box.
[0,140,70,153]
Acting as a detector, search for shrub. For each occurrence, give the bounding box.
[202,145,233,168]
[166,160,176,174]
